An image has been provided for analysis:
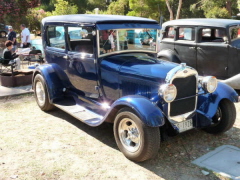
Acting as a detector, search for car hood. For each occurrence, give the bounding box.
[104,53,179,82]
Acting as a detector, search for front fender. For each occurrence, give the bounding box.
[197,82,238,118]
[158,49,180,63]
[33,63,72,102]
[106,95,165,127]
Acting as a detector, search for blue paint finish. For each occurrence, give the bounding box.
[34,63,72,102]
[192,110,212,128]
[197,82,238,118]
[109,95,165,127]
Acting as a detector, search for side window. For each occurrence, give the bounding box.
[178,27,195,41]
[47,26,65,49]
[163,26,174,39]
[200,28,226,42]
[67,26,93,54]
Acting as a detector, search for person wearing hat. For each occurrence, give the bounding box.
[7,26,17,52]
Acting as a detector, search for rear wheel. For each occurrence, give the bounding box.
[33,74,55,111]
[203,99,236,134]
[114,108,160,162]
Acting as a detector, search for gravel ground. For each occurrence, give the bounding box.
[0,94,239,180]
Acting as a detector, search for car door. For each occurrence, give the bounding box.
[196,27,228,79]
[44,24,68,69]
[228,26,240,78]
[174,26,197,68]
[65,25,99,98]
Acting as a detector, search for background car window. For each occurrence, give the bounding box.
[67,26,93,53]
[47,26,65,49]
[178,27,194,41]
[163,26,174,39]
[201,28,226,42]
[229,26,240,48]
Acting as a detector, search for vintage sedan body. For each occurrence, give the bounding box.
[158,18,240,89]
[33,15,238,162]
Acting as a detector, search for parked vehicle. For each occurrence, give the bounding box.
[33,15,238,162]
[158,18,240,89]
[0,23,8,38]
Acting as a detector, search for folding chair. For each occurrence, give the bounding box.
[23,49,44,66]
[0,57,16,75]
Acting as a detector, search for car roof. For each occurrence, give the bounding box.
[162,18,240,28]
[42,14,158,25]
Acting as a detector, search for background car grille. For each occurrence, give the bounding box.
[170,75,197,117]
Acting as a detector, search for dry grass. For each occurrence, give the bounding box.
[0,94,239,180]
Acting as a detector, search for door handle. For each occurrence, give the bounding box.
[197,47,202,50]
[189,47,195,49]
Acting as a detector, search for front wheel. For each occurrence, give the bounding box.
[203,99,236,134]
[114,108,160,162]
[33,74,55,111]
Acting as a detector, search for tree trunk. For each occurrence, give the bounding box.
[165,0,174,20]
[176,0,182,19]
[226,0,232,16]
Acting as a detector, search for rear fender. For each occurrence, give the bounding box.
[105,95,165,127]
[33,63,72,102]
[197,82,238,118]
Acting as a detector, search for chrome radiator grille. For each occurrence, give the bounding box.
[170,75,197,116]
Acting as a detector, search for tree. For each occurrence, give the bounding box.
[0,0,39,28]
[191,0,238,19]
[46,0,78,16]
[165,0,183,20]
[26,8,47,34]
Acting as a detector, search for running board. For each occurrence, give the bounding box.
[54,98,103,127]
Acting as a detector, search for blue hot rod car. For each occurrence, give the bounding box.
[33,14,238,162]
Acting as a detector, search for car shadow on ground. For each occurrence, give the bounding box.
[47,108,240,180]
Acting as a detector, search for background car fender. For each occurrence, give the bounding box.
[104,95,165,127]
[33,63,72,102]
[197,82,238,118]
[157,49,181,63]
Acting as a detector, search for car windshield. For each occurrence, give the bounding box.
[229,26,240,48]
[98,28,157,55]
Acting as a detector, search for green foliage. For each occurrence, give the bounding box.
[26,8,47,34]
[46,0,78,16]
[107,0,129,15]
[205,7,230,18]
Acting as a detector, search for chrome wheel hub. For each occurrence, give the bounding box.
[118,118,141,152]
[36,81,45,106]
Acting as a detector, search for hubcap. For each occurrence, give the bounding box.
[118,118,141,152]
[212,107,222,125]
[35,81,45,106]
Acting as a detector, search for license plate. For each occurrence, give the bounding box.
[175,119,193,132]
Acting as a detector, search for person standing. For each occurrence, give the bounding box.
[7,26,17,52]
[20,24,31,48]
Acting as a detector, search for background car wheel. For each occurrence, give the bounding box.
[0,31,7,38]
[114,107,160,162]
[33,74,55,111]
[203,99,236,134]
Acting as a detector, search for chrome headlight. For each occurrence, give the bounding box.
[201,76,218,93]
[159,84,177,103]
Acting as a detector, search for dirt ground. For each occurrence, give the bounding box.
[0,94,239,180]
